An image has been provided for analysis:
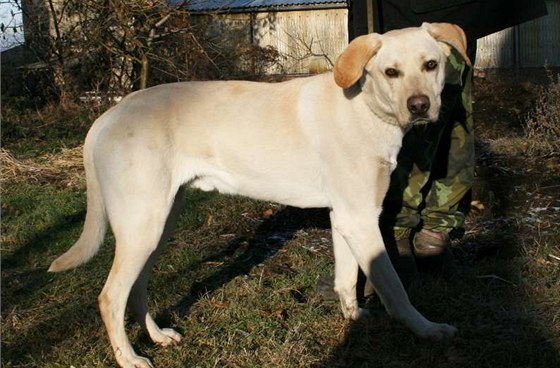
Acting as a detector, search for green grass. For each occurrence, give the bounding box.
[1,98,93,155]
[2,179,559,367]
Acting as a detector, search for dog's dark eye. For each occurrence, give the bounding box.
[425,60,438,71]
[385,68,399,78]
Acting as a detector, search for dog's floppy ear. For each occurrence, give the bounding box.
[334,33,382,89]
[422,22,471,66]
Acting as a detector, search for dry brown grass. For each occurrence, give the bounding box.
[0,147,85,189]
[525,70,560,157]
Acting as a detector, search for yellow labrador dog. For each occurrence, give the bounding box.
[50,23,470,367]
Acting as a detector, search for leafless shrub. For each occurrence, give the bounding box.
[525,69,560,157]
[7,0,283,103]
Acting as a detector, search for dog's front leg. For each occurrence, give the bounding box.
[329,210,457,339]
[330,210,369,320]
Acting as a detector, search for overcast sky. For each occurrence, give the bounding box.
[0,0,24,51]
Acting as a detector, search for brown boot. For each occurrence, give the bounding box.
[413,229,451,257]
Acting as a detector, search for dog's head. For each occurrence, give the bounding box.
[334,23,470,127]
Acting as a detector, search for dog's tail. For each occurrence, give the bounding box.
[49,141,107,272]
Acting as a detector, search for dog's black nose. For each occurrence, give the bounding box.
[407,95,430,115]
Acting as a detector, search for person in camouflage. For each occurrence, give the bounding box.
[383,51,474,241]
[379,50,475,283]
[348,0,547,287]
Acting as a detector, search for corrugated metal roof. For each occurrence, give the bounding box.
[178,0,347,12]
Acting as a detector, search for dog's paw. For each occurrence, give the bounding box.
[116,354,154,368]
[341,305,370,320]
[418,322,457,340]
[152,328,182,346]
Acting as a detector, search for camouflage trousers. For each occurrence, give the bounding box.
[381,52,475,240]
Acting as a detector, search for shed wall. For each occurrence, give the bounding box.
[253,9,348,74]
[475,0,560,68]
[195,8,348,75]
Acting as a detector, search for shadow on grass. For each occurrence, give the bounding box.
[316,260,560,368]
[1,210,86,270]
[164,206,330,321]
[1,299,101,366]
[1,210,87,317]
[1,210,99,365]
[315,143,560,367]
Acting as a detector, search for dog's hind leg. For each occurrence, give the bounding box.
[127,187,185,346]
[98,186,181,368]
